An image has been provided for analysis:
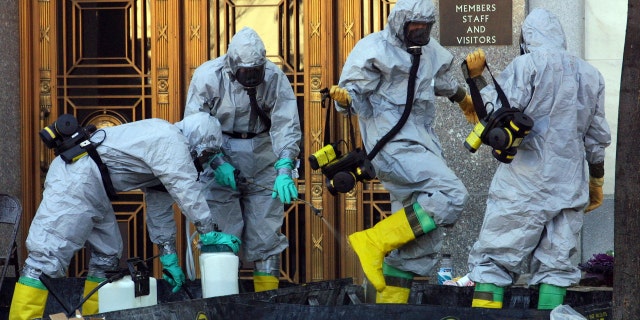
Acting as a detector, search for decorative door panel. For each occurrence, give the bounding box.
[22,0,165,278]
[56,0,152,126]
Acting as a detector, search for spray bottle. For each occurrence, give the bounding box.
[437,253,453,285]
[199,226,240,298]
[98,257,158,312]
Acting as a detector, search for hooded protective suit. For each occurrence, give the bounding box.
[9,113,224,319]
[22,113,222,280]
[336,0,468,276]
[467,8,611,288]
[184,27,301,269]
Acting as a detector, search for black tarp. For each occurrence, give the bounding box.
[0,277,612,320]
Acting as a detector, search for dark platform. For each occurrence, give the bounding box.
[0,277,612,320]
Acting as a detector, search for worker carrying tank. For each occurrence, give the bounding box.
[464,8,611,311]
[328,0,474,304]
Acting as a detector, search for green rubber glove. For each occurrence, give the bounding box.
[200,231,242,254]
[272,174,298,204]
[159,253,185,293]
[272,158,298,204]
[212,160,237,190]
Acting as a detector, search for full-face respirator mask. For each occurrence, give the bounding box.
[403,20,433,47]
[235,64,265,88]
[39,114,97,163]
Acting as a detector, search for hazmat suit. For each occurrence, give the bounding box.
[331,0,470,303]
[466,8,611,310]
[9,113,238,319]
[184,26,302,292]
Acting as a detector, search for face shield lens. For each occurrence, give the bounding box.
[194,147,216,168]
[404,21,432,46]
[235,65,265,87]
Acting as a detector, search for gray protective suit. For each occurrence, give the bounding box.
[184,27,301,264]
[24,113,222,279]
[336,0,469,276]
[467,8,611,287]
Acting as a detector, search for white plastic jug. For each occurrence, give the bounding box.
[98,275,157,313]
[200,251,239,298]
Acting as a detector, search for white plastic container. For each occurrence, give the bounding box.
[98,275,157,313]
[200,251,239,298]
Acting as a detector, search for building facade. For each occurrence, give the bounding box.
[0,0,624,284]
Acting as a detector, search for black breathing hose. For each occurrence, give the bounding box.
[366,46,422,161]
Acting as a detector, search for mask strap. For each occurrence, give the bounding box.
[245,87,271,132]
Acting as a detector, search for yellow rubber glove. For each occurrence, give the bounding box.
[585,176,604,213]
[465,48,486,78]
[458,94,479,124]
[330,85,352,107]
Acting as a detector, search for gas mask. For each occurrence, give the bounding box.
[39,114,97,163]
[404,21,433,47]
[464,107,534,163]
[192,148,216,173]
[235,64,265,88]
[309,144,376,195]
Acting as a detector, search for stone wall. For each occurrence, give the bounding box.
[430,0,526,281]
[0,1,20,200]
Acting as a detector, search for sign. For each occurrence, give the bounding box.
[439,0,512,46]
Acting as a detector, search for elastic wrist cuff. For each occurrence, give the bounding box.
[276,168,292,176]
[449,86,467,103]
[588,162,605,178]
[472,76,488,90]
[274,158,294,170]
[194,216,216,234]
[158,241,177,256]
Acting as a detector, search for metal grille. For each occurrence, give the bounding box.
[56,0,151,126]
[56,0,152,277]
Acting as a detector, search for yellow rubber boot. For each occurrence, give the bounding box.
[375,263,414,304]
[348,203,436,292]
[253,273,279,292]
[376,286,411,304]
[472,283,504,309]
[82,276,104,315]
[9,276,49,320]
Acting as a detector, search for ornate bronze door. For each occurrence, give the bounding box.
[20,0,178,278]
[19,0,395,285]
